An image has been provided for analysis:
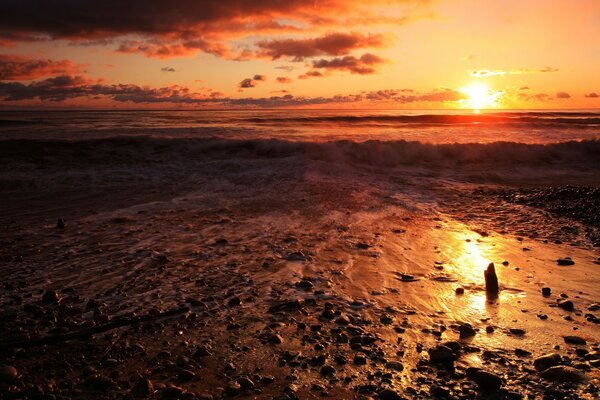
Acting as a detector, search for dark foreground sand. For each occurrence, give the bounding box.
[1,138,599,399]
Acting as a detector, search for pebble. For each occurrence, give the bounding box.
[557,299,574,311]
[295,280,314,289]
[428,345,457,364]
[0,365,18,383]
[320,365,335,376]
[56,217,65,229]
[540,365,586,382]
[237,376,255,391]
[267,334,284,344]
[378,388,406,400]
[455,287,465,295]
[459,324,476,338]
[542,287,551,296]
[556,258,575,266]
[385,361,404,371]
[131,378,154,397]
[534,353,561,371]
[564,335,587,345]
[466,367,502,392]
[42,290,61,304]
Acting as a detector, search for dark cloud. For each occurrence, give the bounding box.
[585,92,599,98]
[310,53,385,75]
[161,67,175,73]
[0,54,83,80]
[298,70,325,79]
[239,78,255,88]
[255,32,385,60]
[276,77,292,84]
[556,91,571,99]
[0,75,468,108]
[0,1,426,58]
[275,66,295,72]
[238,74,267,89]
[519,86,530,90]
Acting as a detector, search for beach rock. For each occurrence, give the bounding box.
[354,355,367,365]
[42,290,61,304]
[466,368,502,392]
[459,324,476,339]
[430,385,450,398]
[267,334,284,344]
[0,366,18,383]
[484,263,499,295]
[428,345,457,364]
[56,217,65,229]
[295,280,313,289]
[237,376,255,391]
[159,386,185,399]
[131,378,154,397]
[557,258,575,266]
[378,388,406,400]
[320,365,335,376]
[385,361,404,371]
[564,335,587,345]
[542,287,551,296]
[509,328,526,336]
[557,299,574,311]
[227,296,241,307]
[541,366,586,382]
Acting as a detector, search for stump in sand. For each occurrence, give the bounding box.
[484,262,499,296]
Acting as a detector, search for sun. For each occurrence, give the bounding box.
[459,83,501,111]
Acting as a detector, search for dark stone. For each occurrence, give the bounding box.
[541,366,586,382]
[56,218,65,229]
[320,365,335,376]
[378,388,406,400]
[484,263,499,295]
[42,290,61,304]
[354,355,367,365]
[557,299,575,311]
[564,336,587,345]
[0,366,18,383]
[542,287,551,296]
[557,258,575,266]
[455,287,464,295]
[466,368,502,392]
[131,378,154,397]
[295,280,314,289]
[428,345,457,364]
[459,324,476,339]
[534,353,561,371]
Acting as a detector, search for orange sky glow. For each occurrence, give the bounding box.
[0,0,599,110]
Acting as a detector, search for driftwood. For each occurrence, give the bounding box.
[0,306,190,350]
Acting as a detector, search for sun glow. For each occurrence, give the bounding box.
[460,83,501,111]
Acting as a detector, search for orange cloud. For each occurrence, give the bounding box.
[0,1,427,59]
[255,32,386,60]
[310,53,386,75]
[276,77,292,84]
[0,54,84,80]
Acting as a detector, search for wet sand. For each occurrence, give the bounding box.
[1,138,599,399]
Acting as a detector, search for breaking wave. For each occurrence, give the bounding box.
[1,136,599,169]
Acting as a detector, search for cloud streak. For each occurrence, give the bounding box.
[0,54,84,80]
[0,75,468,107]
[469,67,558,77]
[255,32,386,60]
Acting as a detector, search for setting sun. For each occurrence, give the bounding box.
[460,83,501,110]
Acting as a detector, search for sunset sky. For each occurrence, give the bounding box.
[1,0,599,109]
